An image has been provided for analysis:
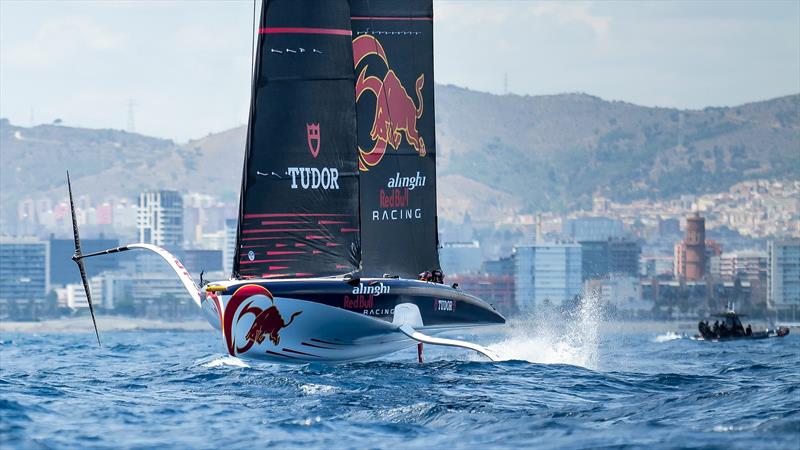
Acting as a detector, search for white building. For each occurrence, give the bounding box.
[768,239,800,317]
[710,251,768,282]
[223,219,238,277]
[514,242,582,310]
[137,190,183,248]
[563,216,624,241]
[584,275,648,314]
[60,275,115,310]
[61,272,190,311]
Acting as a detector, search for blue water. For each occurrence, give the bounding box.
[1,321,798,449]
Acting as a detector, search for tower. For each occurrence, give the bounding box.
[684,213,706,280]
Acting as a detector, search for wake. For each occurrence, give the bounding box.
[485,293,602,370]
[195,355,250,368]
[654,331,684,343]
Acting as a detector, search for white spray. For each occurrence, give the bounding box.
[485,290,603,370]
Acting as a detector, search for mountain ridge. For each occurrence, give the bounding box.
[1,86,797,228]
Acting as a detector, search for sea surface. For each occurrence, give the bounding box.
[1,308,798,449]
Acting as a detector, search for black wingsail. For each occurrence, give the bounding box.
[234,0,360,279]
[349,0,441,278]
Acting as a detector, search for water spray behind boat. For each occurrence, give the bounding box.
[485,291,603,369]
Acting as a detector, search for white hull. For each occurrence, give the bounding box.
[68,238,502,363]
[203,288,421,363]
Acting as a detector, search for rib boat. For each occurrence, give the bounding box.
[69,0,505,363]
[696,308,790,341]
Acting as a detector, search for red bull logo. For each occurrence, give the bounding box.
[221,284,302,356]
[353,35,426,171]
[245,301,302,346]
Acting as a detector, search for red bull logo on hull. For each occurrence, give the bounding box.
[221,284,303,356]
[353,34,427,171]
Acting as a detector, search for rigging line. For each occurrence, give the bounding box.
[234,0,261,279]
[250,0,257,84]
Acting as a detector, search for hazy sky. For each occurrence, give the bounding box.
[1,1,798,142]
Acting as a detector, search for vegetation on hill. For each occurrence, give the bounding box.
[1,87,797,226]
[436,87,799,214]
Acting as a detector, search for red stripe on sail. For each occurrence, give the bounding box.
[350,16,432,21]
[242,242,311,248]
[238,254,296,261]
[259,27,352,36]
[260,221,305,225]
[244,213,349,219]
[243,228,320,233]
[268,266,289,271]
[267,250,305,256]
[305,235,332,240]
[260,273,315,279]
[318,220,348,225]
[241,237,293,241]
[239,259,296,265]
[340,228,359,232]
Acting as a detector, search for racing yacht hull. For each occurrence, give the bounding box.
[201,278,505,363]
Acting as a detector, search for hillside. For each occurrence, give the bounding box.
[436,87,799,213]
[1,87,798,226]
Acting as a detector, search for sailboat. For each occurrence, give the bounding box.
[69,0,505,363]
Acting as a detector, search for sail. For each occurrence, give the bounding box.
[234,0,360,279]
[349,0,441,278]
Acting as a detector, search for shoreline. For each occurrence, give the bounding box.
[2,316,698,335]
[2,316,790,335]
[0,316,212,333]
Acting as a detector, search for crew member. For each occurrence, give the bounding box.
[431,269,444,284]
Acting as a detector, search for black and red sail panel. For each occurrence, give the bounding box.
[349,0,441,278]
[234,0,360,279]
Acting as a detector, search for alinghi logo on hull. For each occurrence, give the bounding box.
[352,282,390,296]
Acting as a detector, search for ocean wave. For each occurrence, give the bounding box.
[299,383,338,395]
[654,331,684,343]
[1,326,797,449]
[196,355,251,369]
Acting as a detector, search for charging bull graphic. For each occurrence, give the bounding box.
[245,303,302,346]
[353,34,426,171]
[221,284,302,355]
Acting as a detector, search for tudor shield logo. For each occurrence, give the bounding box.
[284,123,339,190]
[306,123,320,158]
